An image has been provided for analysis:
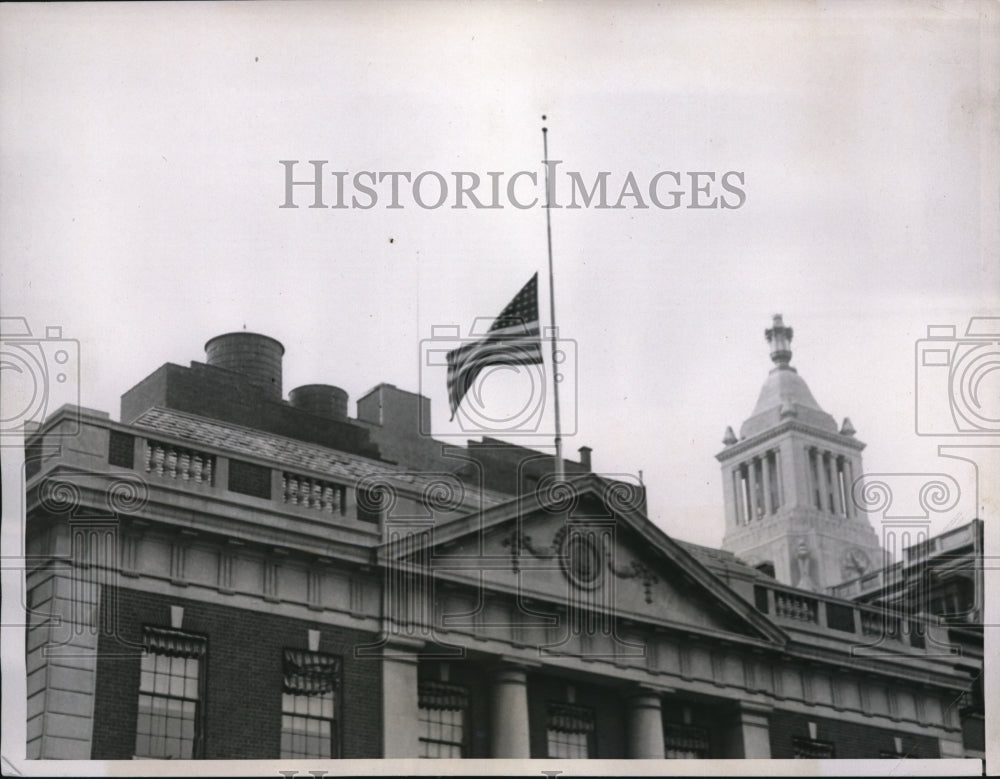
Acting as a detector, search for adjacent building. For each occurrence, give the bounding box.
[23,322,982,761]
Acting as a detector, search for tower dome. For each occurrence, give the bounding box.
[739,314,838,438]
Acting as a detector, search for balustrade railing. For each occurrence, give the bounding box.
[774,590,818,623]
[145,440,215,485]
[282,472,346,515]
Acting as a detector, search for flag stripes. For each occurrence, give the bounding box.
[446,274,544,419]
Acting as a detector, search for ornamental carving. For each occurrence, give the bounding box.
[501,525,659,602]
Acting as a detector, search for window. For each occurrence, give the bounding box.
[792,737,835,758]
[664,723,710,758]
[418,681,469,758]
[280,649,340,758]
[546,703,595,758]
[134,627,205,759]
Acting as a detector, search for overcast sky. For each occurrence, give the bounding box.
[2,1,997,549]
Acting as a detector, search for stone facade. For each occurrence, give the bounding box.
[21,329,981,762]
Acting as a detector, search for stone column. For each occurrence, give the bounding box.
[774,449,784,509]
[381,637,423,758]
[831,456,844,516]
[490,662,532,758]
[748,459,760,520]
[817,450,830,513]
[728,702,772,758]
[732,468,744,526]
[761,452,773,516]
[626,688,665,758]
[805,446,816,508]
[844,459,856,518]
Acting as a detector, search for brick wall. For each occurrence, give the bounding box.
[92,586,382,759]
[768,709,941,759]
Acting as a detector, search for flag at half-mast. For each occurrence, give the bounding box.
[446,273,544,419]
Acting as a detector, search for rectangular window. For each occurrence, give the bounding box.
[280,649,340,759]
[546,702,595,758]
[664,723,710,759]
[792,737,835,758]
[134,627,205,760]
[418,681,469,758]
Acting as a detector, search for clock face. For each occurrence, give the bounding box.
[841,548,871,578]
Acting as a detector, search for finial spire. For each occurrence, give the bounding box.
[765,313,793,368]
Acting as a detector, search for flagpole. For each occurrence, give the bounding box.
[542,116,565,482]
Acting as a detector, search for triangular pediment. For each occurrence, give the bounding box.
[381,474,786,647]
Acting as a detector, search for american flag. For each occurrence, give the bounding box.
[446,273,544,419]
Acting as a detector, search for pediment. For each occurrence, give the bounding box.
[383,475,786,647]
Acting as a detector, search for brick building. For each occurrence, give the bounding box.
[23,325,982,761]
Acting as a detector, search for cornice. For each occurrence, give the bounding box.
[716,418,866,461]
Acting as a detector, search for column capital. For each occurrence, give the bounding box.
[380,635,426,660]
[492,655,542,672]
[625,682,674,700]
[737,701,773,715]
[625,690,663,712]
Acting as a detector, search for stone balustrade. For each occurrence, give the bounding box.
[282,472,347,515]
[144,440,215,485]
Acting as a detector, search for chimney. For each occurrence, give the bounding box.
[577,446,592,471]
[204,332,284,400]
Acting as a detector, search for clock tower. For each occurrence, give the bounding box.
[717,315,885,591]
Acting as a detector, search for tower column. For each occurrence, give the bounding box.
[844,459,856,518]
[761,452,773,516]
[831,455,844,516]
[748,458,760,520]
[732,468,744,526]
[806,446,817,508]
[817,449,830,513]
